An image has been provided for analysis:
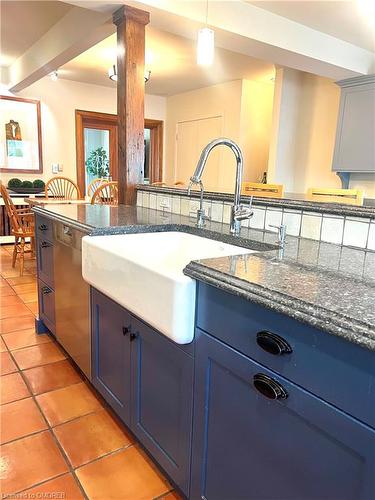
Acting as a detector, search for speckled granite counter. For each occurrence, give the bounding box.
[33,203,375,351]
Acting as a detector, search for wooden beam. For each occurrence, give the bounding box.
[113,5,150,205]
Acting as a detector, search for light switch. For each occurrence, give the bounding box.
[52,163,59,174]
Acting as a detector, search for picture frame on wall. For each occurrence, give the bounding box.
[0,95,43,173]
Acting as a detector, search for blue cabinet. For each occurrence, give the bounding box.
[91,289,131,426]
[91,289,193,496]
[191,329,375,500]
[131,317,194,497]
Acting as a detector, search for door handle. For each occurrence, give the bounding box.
[253,373,288,400]
[256,331,292,355]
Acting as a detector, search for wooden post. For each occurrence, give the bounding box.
[113,5,150,205]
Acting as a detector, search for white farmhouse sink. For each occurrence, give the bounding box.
[82,232,252,344]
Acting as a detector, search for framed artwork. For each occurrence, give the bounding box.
[0,95,43,173]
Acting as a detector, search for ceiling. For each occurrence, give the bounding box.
[60,27,276,96]
[249,1,375,52]
[0,1,73,66]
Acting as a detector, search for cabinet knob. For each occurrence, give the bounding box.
[256,331,292,355]
[130,333,138,342]
[253,373,288,400]
[39,224,48,231]
[122,326,130,336]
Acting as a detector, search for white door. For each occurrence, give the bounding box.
[175,116,223,190]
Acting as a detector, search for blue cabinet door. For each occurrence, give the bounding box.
[36,238,54,288]
[130,317,194,497]
[191,330,375,500]
[91,289,131,426]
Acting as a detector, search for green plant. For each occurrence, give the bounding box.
[7,178,22,188]
[85,147,109,178]
[21,180,33,188]
[33,179,45,188]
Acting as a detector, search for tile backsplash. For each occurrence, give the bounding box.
[137,190,375,251]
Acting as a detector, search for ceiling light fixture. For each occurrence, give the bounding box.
[50,71,58,81]
[197,0,215,66]
[108,64,151,83]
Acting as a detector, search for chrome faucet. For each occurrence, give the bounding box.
[188,138,253,235]
[269,224,287,247]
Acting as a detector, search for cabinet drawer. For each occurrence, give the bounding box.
[36,215,53,242]
[196,283,375,428]
[36,238,54,288]
[38,279,55,334]
[192,331,375,500]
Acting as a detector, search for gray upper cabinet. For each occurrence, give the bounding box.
[332,75,375,173]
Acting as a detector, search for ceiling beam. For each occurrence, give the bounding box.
[8,5,114,93]
[125,0,375,80]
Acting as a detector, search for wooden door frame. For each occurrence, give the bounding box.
[75,110,163,196]
[144,118,163,184]
[75,110,118,196]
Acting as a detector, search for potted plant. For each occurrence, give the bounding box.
[85,147,110,178]
[7,178,45,194]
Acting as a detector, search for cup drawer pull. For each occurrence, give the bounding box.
[253,373,288,400]
[42,286,52,294]
[256,331,292,355]
[39,224,48,231]
[41,241,52,248]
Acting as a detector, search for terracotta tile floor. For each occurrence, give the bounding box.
[0,245,181,500]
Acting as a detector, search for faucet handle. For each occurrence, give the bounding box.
[268,224,287,246]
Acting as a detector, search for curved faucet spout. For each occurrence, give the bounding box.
[190,138,252,235]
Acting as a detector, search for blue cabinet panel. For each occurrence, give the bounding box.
[91,289,131,426]
[191,330,375,500]
[131,316,194,497]
[196,283,375,428]
[37,279,55,334]
[36,237,54,288]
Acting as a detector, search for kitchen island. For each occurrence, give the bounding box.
[33,202,375,500]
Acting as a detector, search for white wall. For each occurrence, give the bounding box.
[267,68,375,197]
[0,77,166,185]
[165,79,274,191]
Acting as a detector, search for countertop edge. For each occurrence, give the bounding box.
[138,185,375,219]
[184,261,375,352]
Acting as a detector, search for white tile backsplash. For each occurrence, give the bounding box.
[249,208,266,229]
[143,191,149,208]
[321,216,344,245]
[343,218,370,248]
[300,214,322,240]
[265,209,283,232]
[149,193,157,210]
[211,201,223,223]
[223,203,232,224]
[282,210,301,237]
[367,223,375,251]
[171,196,181,214]
[137,189,374,251]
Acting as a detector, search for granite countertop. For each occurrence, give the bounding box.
[34,203,375,351]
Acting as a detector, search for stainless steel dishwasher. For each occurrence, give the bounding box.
[54,222,91,379]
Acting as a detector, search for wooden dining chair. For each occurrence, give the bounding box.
[45,176,81,200]
[87,178,106,198]
[90,181,119,206]
[241,182,284,198]
[307,187,364,206]
[0,183,35,276]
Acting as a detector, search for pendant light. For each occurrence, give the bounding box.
[197,0,214,66]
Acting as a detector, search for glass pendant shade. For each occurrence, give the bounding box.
[197,27,214,66]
